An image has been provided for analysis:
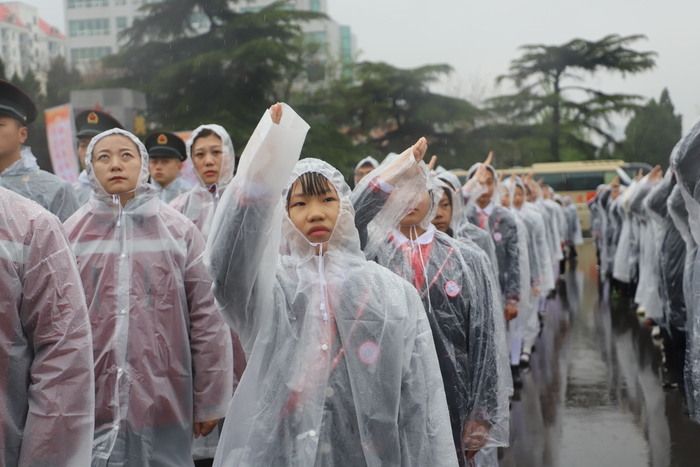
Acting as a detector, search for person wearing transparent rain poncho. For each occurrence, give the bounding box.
[668,181,697,418]
[170,124,236,239]
[646,168,688,395]
[461,156,521,324]
[0,80,80,221]
[670,118,700,423]
[64,128,234,466]
[628,168,664,318]
[0,186,95,466]
[494,179,531,390]
[167,124,246,465]
[352,143,510,466]
[206,103,456,466]
[501,176,554,371]
[432,168,500,281]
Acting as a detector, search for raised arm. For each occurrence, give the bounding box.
[351,138,429,255]
[205,103,309,346]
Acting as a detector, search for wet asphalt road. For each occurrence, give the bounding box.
[498,241,700,467]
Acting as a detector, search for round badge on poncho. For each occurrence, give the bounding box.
[444,280,460,297]
[493,232,503,242]
[358,341,380,365]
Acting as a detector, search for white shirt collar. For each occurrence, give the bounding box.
[392,225,436,247]
[477,201,494,216]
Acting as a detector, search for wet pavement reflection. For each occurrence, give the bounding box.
[499,241,700,467]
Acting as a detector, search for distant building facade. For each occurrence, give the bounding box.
[0,2,66,81]
[63,0,356,81]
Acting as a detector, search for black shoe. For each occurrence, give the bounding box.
[511,365,523,389]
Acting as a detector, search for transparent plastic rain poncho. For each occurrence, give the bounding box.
[670,118,700,423]
[668,183,698,421]
[435,170,467,228]
[462,162,521,303]
[546,190,570,245]
[540,194,565,263]
[351,152,511,462]
[503,178,542,290]
[205,105,456,466]
[435,170,500,282]
[529,183,564,270]
[612,179,639,284]
[434,175,500,281]
[604,192,624,276]
[152,175,194,204]
[594,188,612,273]
[167,125,240,461]
[629,175,664,317]
[646,170,686,329]
[563,196,583,246]
[506,178,555,357]
[0,186,95,466]
[0,146,80,221]
[588,185,607,255]
[64,128,234,466]
[74,169,93,205]
[170,124,236,239]
[354,155,379,173]
[497,181,531,370]
[668,184,695,323]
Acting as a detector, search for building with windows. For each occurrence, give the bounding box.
[0,2,66,81]
[232,0,357,82]
[64,0,356,81]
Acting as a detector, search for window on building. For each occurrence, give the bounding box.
[68,0,109,8]
[69,18,110,37]
[71,46,112,63]
[116,17,128,31]
[310,0,321,12]
[115,0,126,4]
[340,26,352,63]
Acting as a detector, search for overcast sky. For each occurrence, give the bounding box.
[26,0,700,133]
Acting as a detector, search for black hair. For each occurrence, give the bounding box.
[440,186,453,208]
[192,128,219,146]
[286,171,334,206]
[358,162,375,170]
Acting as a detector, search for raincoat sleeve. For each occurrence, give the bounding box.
[499,209,521,302]
[461,245,511,448]
[351,149,429,259]
[351,177,391,250]
[527,227,541,286]
[49,180,81,222]
[206,104,310,347]
[646,172,673,225]
[18,211,95,466]
[185,226,234,422]
[399,285,460,465]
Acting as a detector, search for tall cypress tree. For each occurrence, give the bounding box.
[623,88,682,168]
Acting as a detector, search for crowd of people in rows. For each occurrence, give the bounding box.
[1,79,589,467]
[588,125,700,424]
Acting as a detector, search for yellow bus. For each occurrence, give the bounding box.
[452,160,652,234]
